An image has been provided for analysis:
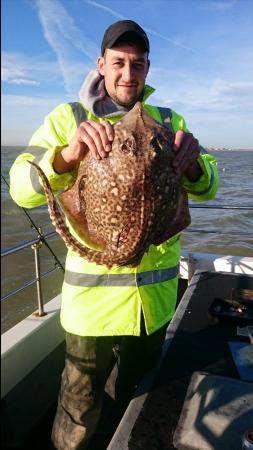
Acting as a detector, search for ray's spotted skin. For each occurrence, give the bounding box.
[29,102,191,268]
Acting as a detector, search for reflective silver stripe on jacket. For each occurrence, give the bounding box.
[70,102,171,130]
[69,102,87,127]
[28,104,86,194]
[157,107,173,131]
[64,264,179,287]
[27,146,49,194]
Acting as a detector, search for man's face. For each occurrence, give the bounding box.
[97,43,150,109]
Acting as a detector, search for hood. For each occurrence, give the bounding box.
[79,69,155,118]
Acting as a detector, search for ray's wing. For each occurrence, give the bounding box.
[153,189,191,245]
[28,161,109,261]
[59,172,105,251]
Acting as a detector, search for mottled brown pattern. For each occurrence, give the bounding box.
[29,102,190,268]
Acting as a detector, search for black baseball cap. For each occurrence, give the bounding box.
[101,20,150,55]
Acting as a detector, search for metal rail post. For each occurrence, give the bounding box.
[31,241,47,317]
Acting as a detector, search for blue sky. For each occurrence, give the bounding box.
[2,0,253,148]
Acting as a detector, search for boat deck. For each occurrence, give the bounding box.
[2,272,253,450]
[108,271,253,450]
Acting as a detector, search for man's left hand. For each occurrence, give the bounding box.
[173,130,202,182]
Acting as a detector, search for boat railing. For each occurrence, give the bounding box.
[1,230,64,316]
[1,204,253,317]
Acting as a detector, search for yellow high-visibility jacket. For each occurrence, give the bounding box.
[9,85,219,336]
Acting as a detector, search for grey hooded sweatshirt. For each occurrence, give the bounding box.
[79,69,151,118]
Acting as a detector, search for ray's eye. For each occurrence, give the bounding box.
[150,137,158,149]
[121,142,131,154]
[150,134,166,152]
[120,134,137,154]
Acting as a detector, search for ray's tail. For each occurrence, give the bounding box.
[28,160,114,266]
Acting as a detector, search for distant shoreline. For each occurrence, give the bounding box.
[1,145,253,152]
[208,148,253,152]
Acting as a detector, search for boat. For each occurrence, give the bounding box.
[1,204,253,450]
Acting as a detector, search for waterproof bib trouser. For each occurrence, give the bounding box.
[9,85,219,449]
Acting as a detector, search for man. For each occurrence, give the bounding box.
[10,20,219,450]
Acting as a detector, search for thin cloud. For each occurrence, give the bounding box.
[162,78,253,113]
[2,94,65,146]
[147,47,253,114]
[3,77,40,86]
[85,0,125,19]
[2,51,61,86]
[2,94,62,108]
[145,28,196,53]
[36,0,99,95]
[85,0,196,53]
[2,55,40,86]
[36,0,99,59]
[201,0,237,11]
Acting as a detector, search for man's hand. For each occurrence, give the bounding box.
[173,130,202,182]
[53,120,114,174]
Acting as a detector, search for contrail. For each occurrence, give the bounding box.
[145,28,196,53]
[36,0,99,94]
[85,0,196,53]
[85,0,125,19]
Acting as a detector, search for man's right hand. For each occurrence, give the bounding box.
[53,120,114,174]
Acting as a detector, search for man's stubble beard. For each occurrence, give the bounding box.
[112,87,143,110]
[115,95,137,109]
